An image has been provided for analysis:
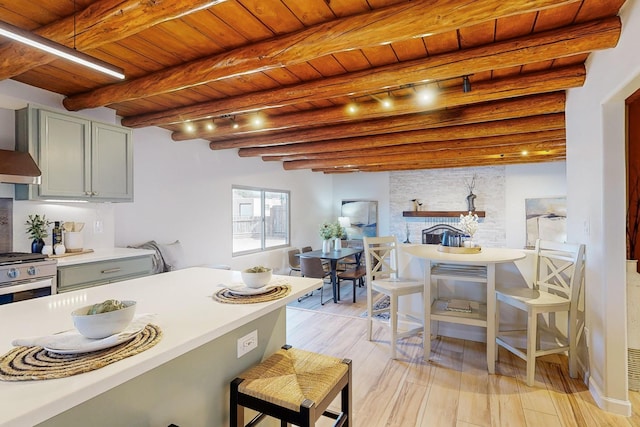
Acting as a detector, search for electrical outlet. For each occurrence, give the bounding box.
[237,330,258,358]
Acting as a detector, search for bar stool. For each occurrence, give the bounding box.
[230,345,352,427]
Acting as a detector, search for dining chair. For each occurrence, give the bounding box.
[287,248,301,275]
[299,256,332,305]
[363,236,424,359]
[301,246,313,253]
[337,266,366,303]
[337,240,362,271]
[495,239,586,386]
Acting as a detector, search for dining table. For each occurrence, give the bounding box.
[402,244,526,374]
[299,247,364,303]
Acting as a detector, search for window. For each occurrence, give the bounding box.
[232,186,290,255]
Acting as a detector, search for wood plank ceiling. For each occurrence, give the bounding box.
[0,0,626,173]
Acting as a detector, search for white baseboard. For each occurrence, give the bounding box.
[588,377,632,416]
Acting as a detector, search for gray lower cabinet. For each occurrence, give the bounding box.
[57,256,153,293]
[15,106,134,202]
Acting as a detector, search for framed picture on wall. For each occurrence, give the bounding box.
[340,200,377,240]
[525,196,567,248]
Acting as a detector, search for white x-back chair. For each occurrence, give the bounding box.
[495,239,586,386]
[363,236,424,359]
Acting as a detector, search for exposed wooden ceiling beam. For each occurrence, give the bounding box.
[213,93,565,151]
[121,16,619,129]
[0,0,228,80]
[314,153,567,173]
[282,141,566,170]
[63,0,581,112]
[259,130,566,162]
[231,114,565,157]
[172,65,584,141]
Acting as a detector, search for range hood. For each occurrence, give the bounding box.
[0,149,41,185]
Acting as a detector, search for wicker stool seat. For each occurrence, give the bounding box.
[231,345,352,427]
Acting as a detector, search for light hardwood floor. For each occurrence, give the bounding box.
[285,282,640,427]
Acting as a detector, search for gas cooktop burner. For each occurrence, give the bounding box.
[0,252,47,264]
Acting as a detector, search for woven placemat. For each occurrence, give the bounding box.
[213,284,291,304]
[0,324,162,381]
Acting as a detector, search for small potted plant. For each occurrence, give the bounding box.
[319,221,334,253]
[25,214,51,253]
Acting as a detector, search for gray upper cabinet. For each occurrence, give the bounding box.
[15,106,133,202]
[90,122,133,200]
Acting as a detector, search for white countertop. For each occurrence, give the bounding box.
[0,268,321,427]
[402,244,526,264]
[54,247,156,267]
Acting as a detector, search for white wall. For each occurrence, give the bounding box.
[564,0,640,415]
[333,163,566,250]
[505,162,567,248]
[332,172,390,235]
[113,126,334,273]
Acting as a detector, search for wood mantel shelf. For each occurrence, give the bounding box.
[403,210,486,218]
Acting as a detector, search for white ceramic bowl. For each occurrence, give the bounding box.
[72,300,136,339]
[241,269,273,288]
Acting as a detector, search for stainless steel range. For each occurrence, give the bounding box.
[0,252,57,304]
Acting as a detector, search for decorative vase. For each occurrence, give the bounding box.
[464,235,475,247]
[466,192,476,212]
[31,238,45,254]
[322,239,331,253]
[334,237,342,251]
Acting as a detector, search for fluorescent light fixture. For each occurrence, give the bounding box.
[0,20,125,80]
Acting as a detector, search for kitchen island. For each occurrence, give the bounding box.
[0,267,321,427]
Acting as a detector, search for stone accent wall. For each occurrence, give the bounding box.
[390,166,506,248]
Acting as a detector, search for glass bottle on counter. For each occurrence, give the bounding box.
[52,221,62,246]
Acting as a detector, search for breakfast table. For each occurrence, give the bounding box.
[0,267,321,427]
[402,244,525,373]
[298,247,363,303]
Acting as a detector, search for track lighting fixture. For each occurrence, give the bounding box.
[371,94,393,109]
[0,20,125,79]
[251,113,264,127]
[415,85,437,105]
[346,102,359,115]
[462,76,472,93]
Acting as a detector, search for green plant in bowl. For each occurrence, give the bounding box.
[72,300,136,339]
[241,266,273,288]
